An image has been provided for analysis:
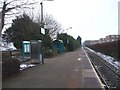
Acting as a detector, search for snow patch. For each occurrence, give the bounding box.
[85,47,120,70]
[0,42,16,51]
[20,64,35,71]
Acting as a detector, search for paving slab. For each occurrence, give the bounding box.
[2,48,104,89]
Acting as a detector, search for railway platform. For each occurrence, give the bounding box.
[3,47,104,88]
[78,47,104,88]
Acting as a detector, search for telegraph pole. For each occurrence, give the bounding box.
[40,0,53,64]
[40,2,44,64]
[40,2,44,28]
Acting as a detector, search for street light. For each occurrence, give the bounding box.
[66,27,72,33]
[40,2,43,28]
[61,27,72,33]
[40,0,54,34]
[40,0,53,64]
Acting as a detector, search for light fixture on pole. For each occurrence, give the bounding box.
[40,0,53,35]
[40,0,53,64]
[40,2,44,34]
[63,27,72,33]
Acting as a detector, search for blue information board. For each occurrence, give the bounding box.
[22,41,30,63]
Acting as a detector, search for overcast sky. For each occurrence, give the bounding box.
[38,0,119,42]
[1,0,119,42]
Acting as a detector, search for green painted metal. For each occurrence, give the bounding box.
[22,41,30,63]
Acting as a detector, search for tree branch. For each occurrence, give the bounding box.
[6,0,18,6]
[4,22,12,25]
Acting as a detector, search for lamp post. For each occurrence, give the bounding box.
[40,0,53,34]
[66,27,72,33]
[40,2,44,29]
[64,27,72,43]
[61,27,72,34]
[40,0,53,64]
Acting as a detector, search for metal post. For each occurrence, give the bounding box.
[40,2,44,28]
[40,2,44,64]
[40,0,53,64]
[22,42,24,64]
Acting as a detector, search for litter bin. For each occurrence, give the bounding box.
[30,40,44,64]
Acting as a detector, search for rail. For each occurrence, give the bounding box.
[84,47,120,89]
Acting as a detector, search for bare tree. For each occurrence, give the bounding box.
[0,0,63,40]
[43,14,63,39]
[0,0,37,35]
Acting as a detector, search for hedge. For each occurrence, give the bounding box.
[2,57,21,80]
[86,40,120,61]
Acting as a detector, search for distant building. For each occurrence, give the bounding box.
[83,40,94,46]
[105,35,119,42]
[83,34,120,46]
[99,38,106,43]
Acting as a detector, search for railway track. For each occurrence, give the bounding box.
[84,47,120,89]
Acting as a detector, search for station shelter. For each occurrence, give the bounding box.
[52,39,64,53]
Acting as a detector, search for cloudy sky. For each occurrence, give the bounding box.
[1,0,119,42]
[39,0,119,42]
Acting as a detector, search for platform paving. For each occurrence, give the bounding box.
[2,47,104,89]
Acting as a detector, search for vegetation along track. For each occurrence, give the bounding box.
[84,47,120,89]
